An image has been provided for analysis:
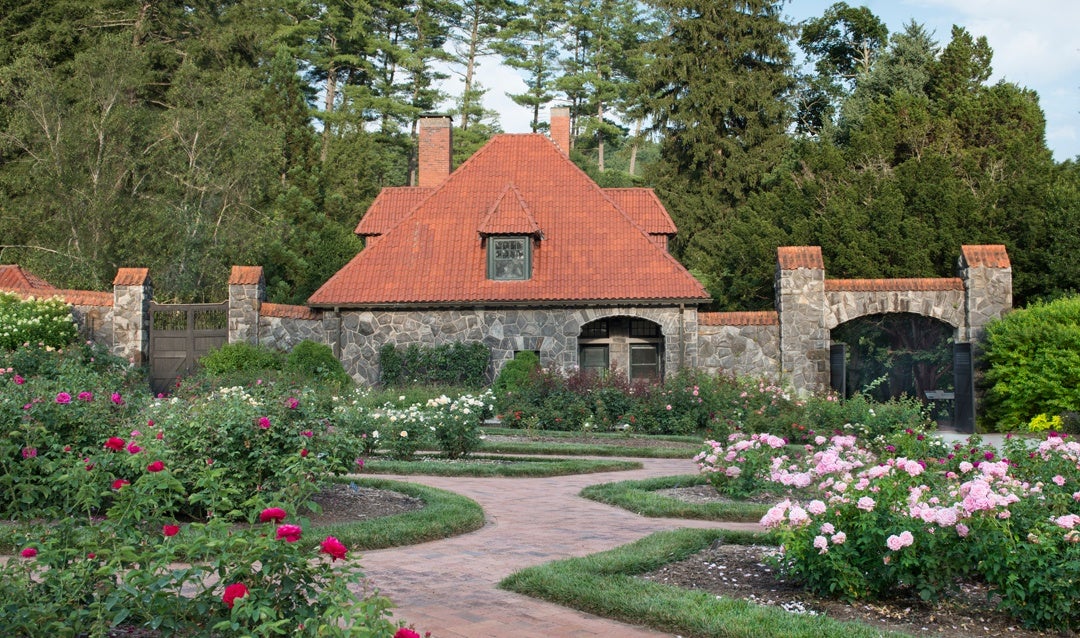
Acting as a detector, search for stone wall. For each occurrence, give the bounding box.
[697,312,780,381]
[334,305,698,385]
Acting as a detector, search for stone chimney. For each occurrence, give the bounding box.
[550,107,570,154]
[418,115,453,187]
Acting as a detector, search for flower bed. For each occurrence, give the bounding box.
[698,429,1080,632]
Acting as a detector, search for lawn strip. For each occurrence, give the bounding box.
[362,455,640,477]
[500,528,914,638]
[580,474,770,522]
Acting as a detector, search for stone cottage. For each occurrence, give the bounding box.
[307,109,713,383]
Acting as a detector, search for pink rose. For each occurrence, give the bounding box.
[127,442,142,454]
[111,392,124,405]
[258,416,271,429]
[276,524,302,543]
[56,392,72,404]
[20,547,37,558]
[320,536,348,561]
[394,629,421,638]
[13,374,24,385]
[259,507,287,523]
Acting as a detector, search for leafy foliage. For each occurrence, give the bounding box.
[199,342,284,377]
[0,293,78,350]
[378,341,490,389]
[981,296,1080,430]
[285,340,352,388]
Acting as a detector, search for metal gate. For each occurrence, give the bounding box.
[149,301,227,394]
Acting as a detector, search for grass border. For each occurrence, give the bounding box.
[306,477,485,550]
[362,455,641,477]
[479,427,700,458]
[500,528,914,638]
[580,474,770,522]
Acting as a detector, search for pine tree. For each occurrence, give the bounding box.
[641,0,793,305]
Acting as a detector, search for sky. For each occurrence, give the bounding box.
[449,0,1080,162]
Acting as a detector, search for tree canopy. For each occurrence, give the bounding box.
[0,0,1074,310]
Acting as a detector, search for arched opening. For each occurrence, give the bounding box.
[578,316,664,381]
[831,313,955,422]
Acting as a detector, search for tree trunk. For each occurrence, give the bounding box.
[321,61,337,164]
[628,118,642,176]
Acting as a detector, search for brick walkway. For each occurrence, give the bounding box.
[359,458,762,638]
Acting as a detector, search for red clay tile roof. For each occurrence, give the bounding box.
[777,246,824,270]
[603,189,677,235]
[261,303,320,320]
[113,268,150,286]
[311,134,710,307]
[826,278,964,292]
[354,187,435,236]
[56,290,113,306]
[2,287,113,306]
[229,266,264,286]
[699,311,779,326]
[0,265,55,291]
[961,244,1010,269]
[477,183,542,236]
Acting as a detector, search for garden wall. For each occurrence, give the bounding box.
[1,244,1011,394]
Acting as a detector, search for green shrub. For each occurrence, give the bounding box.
[199,342,283,376]
[0,292,78,350]
[981,295,1080,430]
[379,341,490,388]
[285,340,351,387]
[492,351,540,397]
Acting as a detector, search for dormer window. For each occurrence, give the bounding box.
[488,236,531,280]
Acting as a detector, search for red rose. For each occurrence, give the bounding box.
[162,524,180,537]
[300,448,309,457]
[147,460,165,473]
[104,437,125,452]
[20,547,37,558]
[112,478,130,490]
[275,524,302,543]
[257,416,271,429]
[320,536,347,561]
[394,629,421,638]
[222,582,248,609]
[127,442,142,454]
[259,507,287,523]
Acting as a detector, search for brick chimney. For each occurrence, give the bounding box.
[550,107,570,154]
[418,115,453,187]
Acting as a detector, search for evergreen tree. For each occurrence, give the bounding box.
[641,0,794,306]
[495,0,565,131]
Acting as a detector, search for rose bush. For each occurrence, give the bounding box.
[1,501,400,636]
[737,430,1080,632]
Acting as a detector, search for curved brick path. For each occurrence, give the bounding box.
[358,458,762,638]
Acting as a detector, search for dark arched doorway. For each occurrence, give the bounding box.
[831,313,955,420]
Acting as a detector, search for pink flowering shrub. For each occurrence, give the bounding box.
[695,432,790,497]
[756,431,1080,631]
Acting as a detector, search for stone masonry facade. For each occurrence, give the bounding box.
[4,245,1010,395]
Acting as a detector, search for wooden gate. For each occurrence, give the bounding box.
[149,301,227,394]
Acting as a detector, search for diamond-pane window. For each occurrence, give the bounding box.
[488,236,530,280]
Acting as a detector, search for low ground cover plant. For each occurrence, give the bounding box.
[700,429,1080,632]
